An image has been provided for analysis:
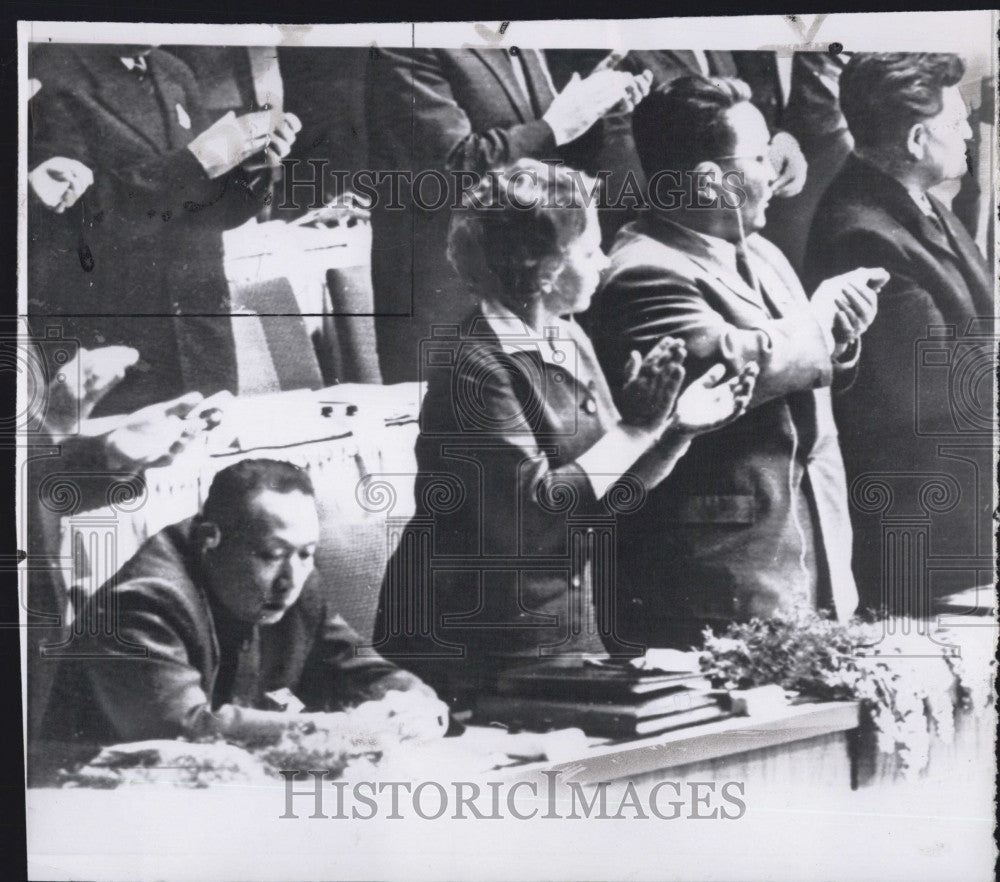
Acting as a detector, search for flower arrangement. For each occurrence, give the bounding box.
[699,608,996,778]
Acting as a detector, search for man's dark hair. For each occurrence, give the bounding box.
[632,75,754,178]
[202,459,314,530]
[840,53,965,154]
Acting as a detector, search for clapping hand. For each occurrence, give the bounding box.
[544,67,652,145]
[188,110,301,179]
[672,362,758,435]
[29,157,95,213]
[46,345,139,434]
[619,336,686,430]
[831,267,889,349]
[769,131,808,198]
[811,267,888,354]
[103,392,210,470]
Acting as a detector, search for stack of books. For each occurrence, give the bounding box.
[476,656,729,739]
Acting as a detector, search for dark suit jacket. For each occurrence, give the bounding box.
[365,47,636,382]
[624,50,845,143]
[46,519,419,746]
[373,305,621,706]
[624,49,737,85]
[28,45,264,415]
[805,155,994,604]
[594,218,859,646]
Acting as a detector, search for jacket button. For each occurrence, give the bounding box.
[582,397,597,414]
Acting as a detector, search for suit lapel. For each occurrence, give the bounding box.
[669,50,702,76]
[84,50,169,153]
[693,251,775,314]
[470,48,535,122]
[913,205,960,263]
[928,195,993,310]
[853,156,963,264]
[149,54,194,150]
[704,51,737,78]
[643,216,775,314]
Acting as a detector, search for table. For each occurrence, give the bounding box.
[498,701,861,791]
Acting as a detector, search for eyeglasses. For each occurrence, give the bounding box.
[712,139,776,165]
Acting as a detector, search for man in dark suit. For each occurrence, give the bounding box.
[28,44,299,416]
[365,47,651,382]
[593,78,888,648]
[805,54,994,612]
[43,458,447,757]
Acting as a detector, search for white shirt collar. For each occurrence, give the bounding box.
[905,186,937,218]
[121,55,148,73]
[479,299,584,371]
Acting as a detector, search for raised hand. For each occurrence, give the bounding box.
[29,157,94,213]
[618,336,686,430]
[103,391,207,470]
[811,267,888,353]
[266,111,302,163]
[45,345,139,434]
[544,68,653,145]
[831,267,888,346]
[769,131,808,198]
[673,362,758,435]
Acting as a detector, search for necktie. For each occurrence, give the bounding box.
[735,244,779,317]
[925,205,947,236]
[737,244,818,449]
[127,55,149,78]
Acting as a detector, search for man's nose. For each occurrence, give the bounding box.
[280,554,312,591]
[763,156,779,187]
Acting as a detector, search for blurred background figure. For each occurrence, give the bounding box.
[28,44,299,416]
[366,47,651,382]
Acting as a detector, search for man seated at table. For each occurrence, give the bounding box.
[26,342,215,755]
[45,458,448,750]
[592,76,889,649]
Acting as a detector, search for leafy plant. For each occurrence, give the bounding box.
[699,609,996,777]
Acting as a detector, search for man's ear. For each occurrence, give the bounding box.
[535,254,564,295]
[905,123,927,162]
[193,520,222,553]
[691,161,725,206]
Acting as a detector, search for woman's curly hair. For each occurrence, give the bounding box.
[446,159,595,311]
